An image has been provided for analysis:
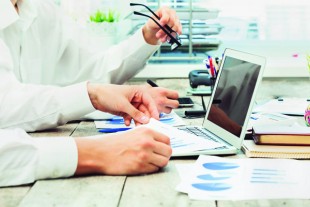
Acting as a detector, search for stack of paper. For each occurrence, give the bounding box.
[176,155,310,200]
[247,112,297,130]
[252,98,310,116]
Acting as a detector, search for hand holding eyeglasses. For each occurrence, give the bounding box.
[130,3,182,50]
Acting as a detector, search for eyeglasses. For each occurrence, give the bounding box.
[130,3,182,51]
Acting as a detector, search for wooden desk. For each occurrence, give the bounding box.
[1,78,310,207]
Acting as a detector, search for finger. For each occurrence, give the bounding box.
[160,35,168,43]
[152,141,172,158]
[149,152,170,168]
[155,8,172,39]
[136,164,160,174]
[157,7,170,26]
[151,130,171,145]
[138,104,151,117]
[155,29,167,41]
[166,90,179,99]
[160,107,173,114]
[141,93,160,120]
[127,102,143,125]
[123,115,132,126]
[126,105,150,124]
[163,99,179,109]
[160,9,179,33]
[133,105,152,125]
[166,10,177,29]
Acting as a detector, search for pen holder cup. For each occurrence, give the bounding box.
[210,77,216,92]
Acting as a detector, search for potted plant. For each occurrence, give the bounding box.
[88,9,120,47]
[89,9,120,35]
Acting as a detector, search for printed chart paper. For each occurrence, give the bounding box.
[176,155,310,200]
[95,111,185,129]
[145,119,224,155]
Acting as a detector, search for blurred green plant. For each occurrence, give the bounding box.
[90,9,120,23]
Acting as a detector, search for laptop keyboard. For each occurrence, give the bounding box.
[178,126,229,150]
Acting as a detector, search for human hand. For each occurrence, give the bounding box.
[74,126,172,175]
[143,84,179,114]
[87,83,159,126]
[142,6,182,45]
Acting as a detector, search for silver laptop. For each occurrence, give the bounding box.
[175,48,266,156]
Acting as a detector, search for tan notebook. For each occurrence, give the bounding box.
[242,140,310,159]
[252,125,310,145]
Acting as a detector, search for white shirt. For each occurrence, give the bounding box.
[0,0,159,86]
[0,0,159,186]
[0,0,160,131]
[0,38,95,131]
[0,128,77,187]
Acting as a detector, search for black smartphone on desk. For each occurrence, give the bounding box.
[178,97,194,107]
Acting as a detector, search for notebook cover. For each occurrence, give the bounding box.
[242,140,310,159]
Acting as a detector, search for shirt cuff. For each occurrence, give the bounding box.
[59,81,96,121]
[33,137,78,180]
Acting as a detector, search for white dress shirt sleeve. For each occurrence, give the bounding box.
[0,39,95,132]
[0,0,161,86]
[0,128,77,187]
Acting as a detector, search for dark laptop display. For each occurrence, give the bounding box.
[206,56,261,137]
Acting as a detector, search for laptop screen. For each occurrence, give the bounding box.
[206,56,261,137]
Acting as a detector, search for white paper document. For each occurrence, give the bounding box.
[247,112,297,130]
[145,119,224,155]
[253,98,310,116]
[94,111,185,129]
[176,155,310,200]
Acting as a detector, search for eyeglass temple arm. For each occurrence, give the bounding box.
[130,3,174,33]
[133,11,179,45]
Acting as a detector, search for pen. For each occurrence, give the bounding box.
[147,79,158,87]
[98,128,131,133]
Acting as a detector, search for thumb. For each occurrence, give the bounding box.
[126,105,150,124]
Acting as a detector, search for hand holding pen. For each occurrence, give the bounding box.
[146,79,180,114]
